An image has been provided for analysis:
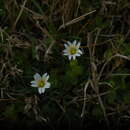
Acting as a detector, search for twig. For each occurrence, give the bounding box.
[13,0,28,30]
[0,98,16,101]
[111,73,130,76]
[23,6,48,21]
[89,80,109,126]
[92,28,101,57]
[98,53,130,81]
[87,32,109,126]
[99,82,113,88]
[44,40,55,62]
[0,88,5,98]
[58,10,96,30]
[78,91,110,102]
[35,21,56,62]
[81,79,90,118]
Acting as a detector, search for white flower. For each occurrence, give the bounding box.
[63,40,82,60]
[31,73,51,94]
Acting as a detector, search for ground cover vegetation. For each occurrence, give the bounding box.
[0,0,130,129]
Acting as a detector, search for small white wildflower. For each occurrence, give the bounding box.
[31,73,50,94]
[63,40,82,60]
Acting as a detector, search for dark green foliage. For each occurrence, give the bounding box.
[0,0,130,129]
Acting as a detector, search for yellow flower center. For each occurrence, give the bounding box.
[37,80,45,88]
[70,47,77,55]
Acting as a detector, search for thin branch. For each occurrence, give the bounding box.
[35,21,55,62]
[99,82,113,88]
[98,54,130,81]
[90,80,109,127]
[13,0,28,30]
[81,80,90,118]
[111,73,130,76]
[59,10,96,30]
[78,91,110,102]
[92,28,101,57]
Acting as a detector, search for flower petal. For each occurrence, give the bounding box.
[63,49,67,53]
[64,44,68,48]
[67,41,71,45]
[69,55,72,60]
[63,53,69,56]
[43,73,48,77]
[77,42,81,48]
[73,40,77,45]
[34,73,41,80]
[46,75,49,81]
[38,88,42,94]
[73,55,76,60]
[42,73,49,82]
[41,88,45,94]
[42,73,47,79]
[78,49,82,54]
[76,53,81,56]
[31,81,36,84]
[45,82,50,89]
[31,84,37,87]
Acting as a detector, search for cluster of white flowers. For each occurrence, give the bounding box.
[31,40,82,94]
